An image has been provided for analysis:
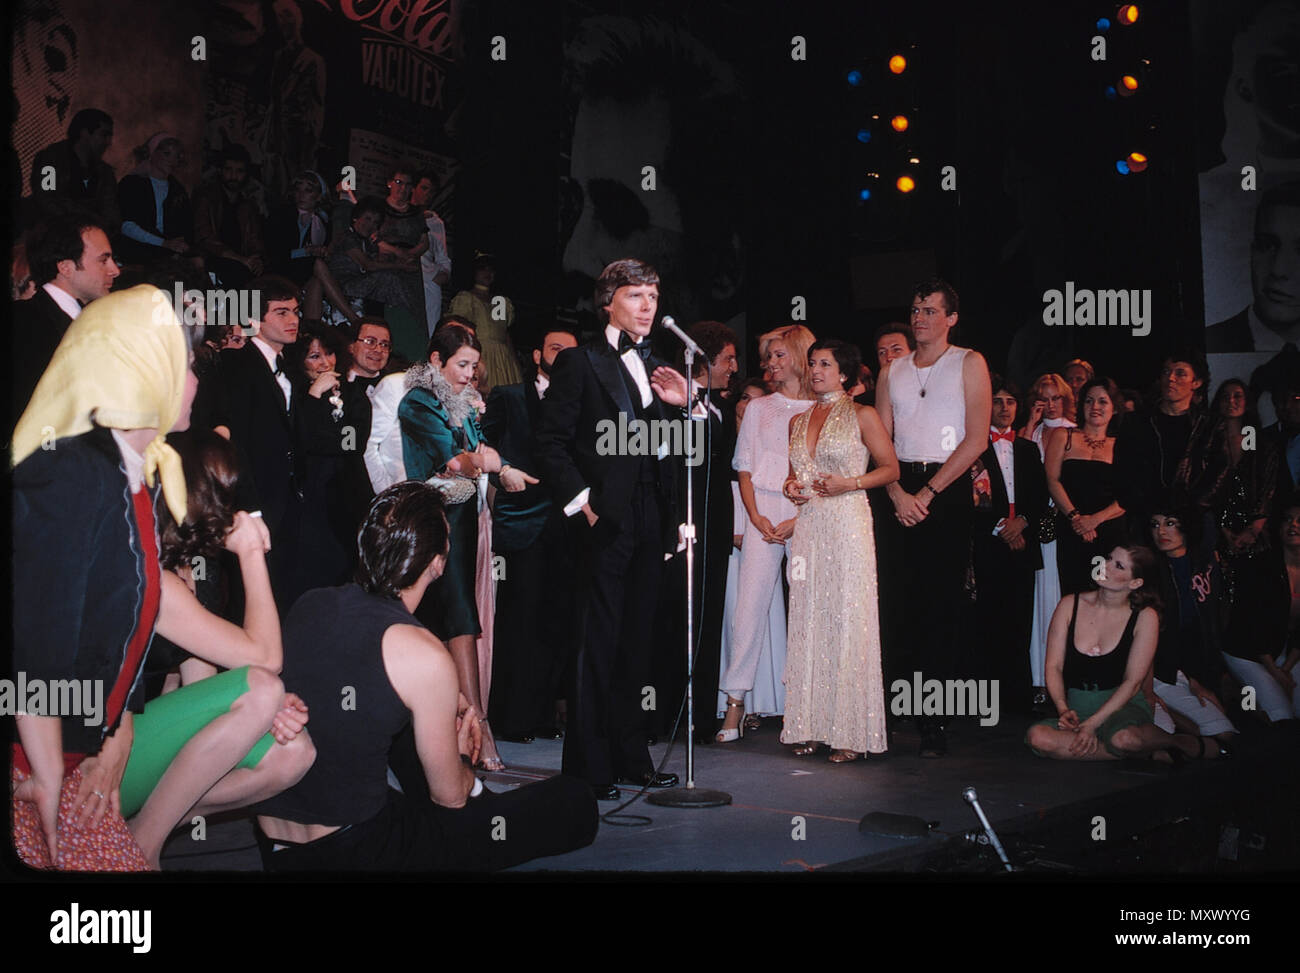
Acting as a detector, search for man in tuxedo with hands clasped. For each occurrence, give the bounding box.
[535,258,689,800]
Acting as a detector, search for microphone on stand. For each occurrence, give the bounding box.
[646,312,731,810]
[661,315,706,358]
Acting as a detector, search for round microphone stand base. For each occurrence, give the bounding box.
[645,786,732,809]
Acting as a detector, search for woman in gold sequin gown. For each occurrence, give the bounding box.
[781,339,900,760]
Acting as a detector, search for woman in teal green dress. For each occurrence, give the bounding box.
[398,324,534,770]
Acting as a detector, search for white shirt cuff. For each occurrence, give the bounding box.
[563,487,590,518]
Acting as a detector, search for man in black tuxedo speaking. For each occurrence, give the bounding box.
[535,258,690,801]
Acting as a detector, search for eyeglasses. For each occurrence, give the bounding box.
[358,336,392,350]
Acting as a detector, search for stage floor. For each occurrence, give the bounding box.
[161,712,1300,874]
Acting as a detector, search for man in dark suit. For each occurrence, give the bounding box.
[485,327,580,742]
[1206,181,1300,353]
[652,320,737,742]
[534,258,691,800]
[970,377,1047,714]
[191,275,304,609]
[13,212,120,422]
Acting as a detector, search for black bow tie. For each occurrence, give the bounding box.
[274,354,285,377]
[617,332,653,361]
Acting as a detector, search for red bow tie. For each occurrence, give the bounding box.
[991,430,1015,444]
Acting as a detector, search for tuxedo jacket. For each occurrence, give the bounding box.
[973,436,1048,571]
[688,388,735,545]
[12,287,74,423]
[191,342,301,535]
[483,377,554,553]
[534,339,681,553]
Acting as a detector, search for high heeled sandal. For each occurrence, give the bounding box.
[475,719,506,772]
[828,749,864,763]
[791,741,823,756]
[743,713,762,732]
[715,697,746,743]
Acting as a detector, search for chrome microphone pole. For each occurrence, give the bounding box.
[648,316,730,808]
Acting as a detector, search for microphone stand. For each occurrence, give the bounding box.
[647,330,731,809]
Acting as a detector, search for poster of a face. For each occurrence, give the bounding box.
[1200,1,1300,421]
[558,13,748,352]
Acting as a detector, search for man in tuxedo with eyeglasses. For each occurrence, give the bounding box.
[535,258,690,800]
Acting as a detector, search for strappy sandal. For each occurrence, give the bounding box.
[791,741,823,756]
[715,696,746,743]
[828,749,864,763]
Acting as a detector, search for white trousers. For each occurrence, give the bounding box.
[1221,652,1300,722]
[1153,671,1237,736]
[1029,539,1062,686]
[720,487,794,705]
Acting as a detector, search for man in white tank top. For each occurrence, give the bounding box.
[875,278,992,757]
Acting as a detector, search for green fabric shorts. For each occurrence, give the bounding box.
[119,666,275,818]
[1028,687,1154,758]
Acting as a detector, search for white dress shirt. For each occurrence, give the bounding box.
[990,425,1016,507]
[43,281,82,320]
[251,335,292,412]
[535,370,550,400]
[364,371,410,494]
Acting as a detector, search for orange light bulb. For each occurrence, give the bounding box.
[889,55,907,74]
[896,175,916,193]
[891,115,909,132]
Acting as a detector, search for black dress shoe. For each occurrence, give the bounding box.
[592,784,621,801]
[495,730,535,744]
[616,771,679,789]
[646,733,659,746]
[532,725,564,740]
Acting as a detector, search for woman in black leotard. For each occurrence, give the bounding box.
[1027,544,1201,761]
[1046,378,1129,593]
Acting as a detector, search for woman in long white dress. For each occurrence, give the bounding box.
[780,339,898,760]
[716,325,816,742]
[1020,373,1076,709]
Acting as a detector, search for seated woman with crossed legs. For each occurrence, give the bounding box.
[1027,545,1202,762]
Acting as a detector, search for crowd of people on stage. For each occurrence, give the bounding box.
[10,112,1300,874]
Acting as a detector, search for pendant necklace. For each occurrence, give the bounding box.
[916,347,948,398]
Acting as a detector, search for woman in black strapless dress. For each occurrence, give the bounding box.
[1046,378,1129,593]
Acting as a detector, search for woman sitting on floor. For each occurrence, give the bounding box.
[1026,545,1202,762]
[120,429,316,835]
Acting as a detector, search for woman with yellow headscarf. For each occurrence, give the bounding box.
[11,285,312,870]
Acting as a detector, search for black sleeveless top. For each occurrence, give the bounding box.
[255,584,420,826]
[1062,594,1141,692]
